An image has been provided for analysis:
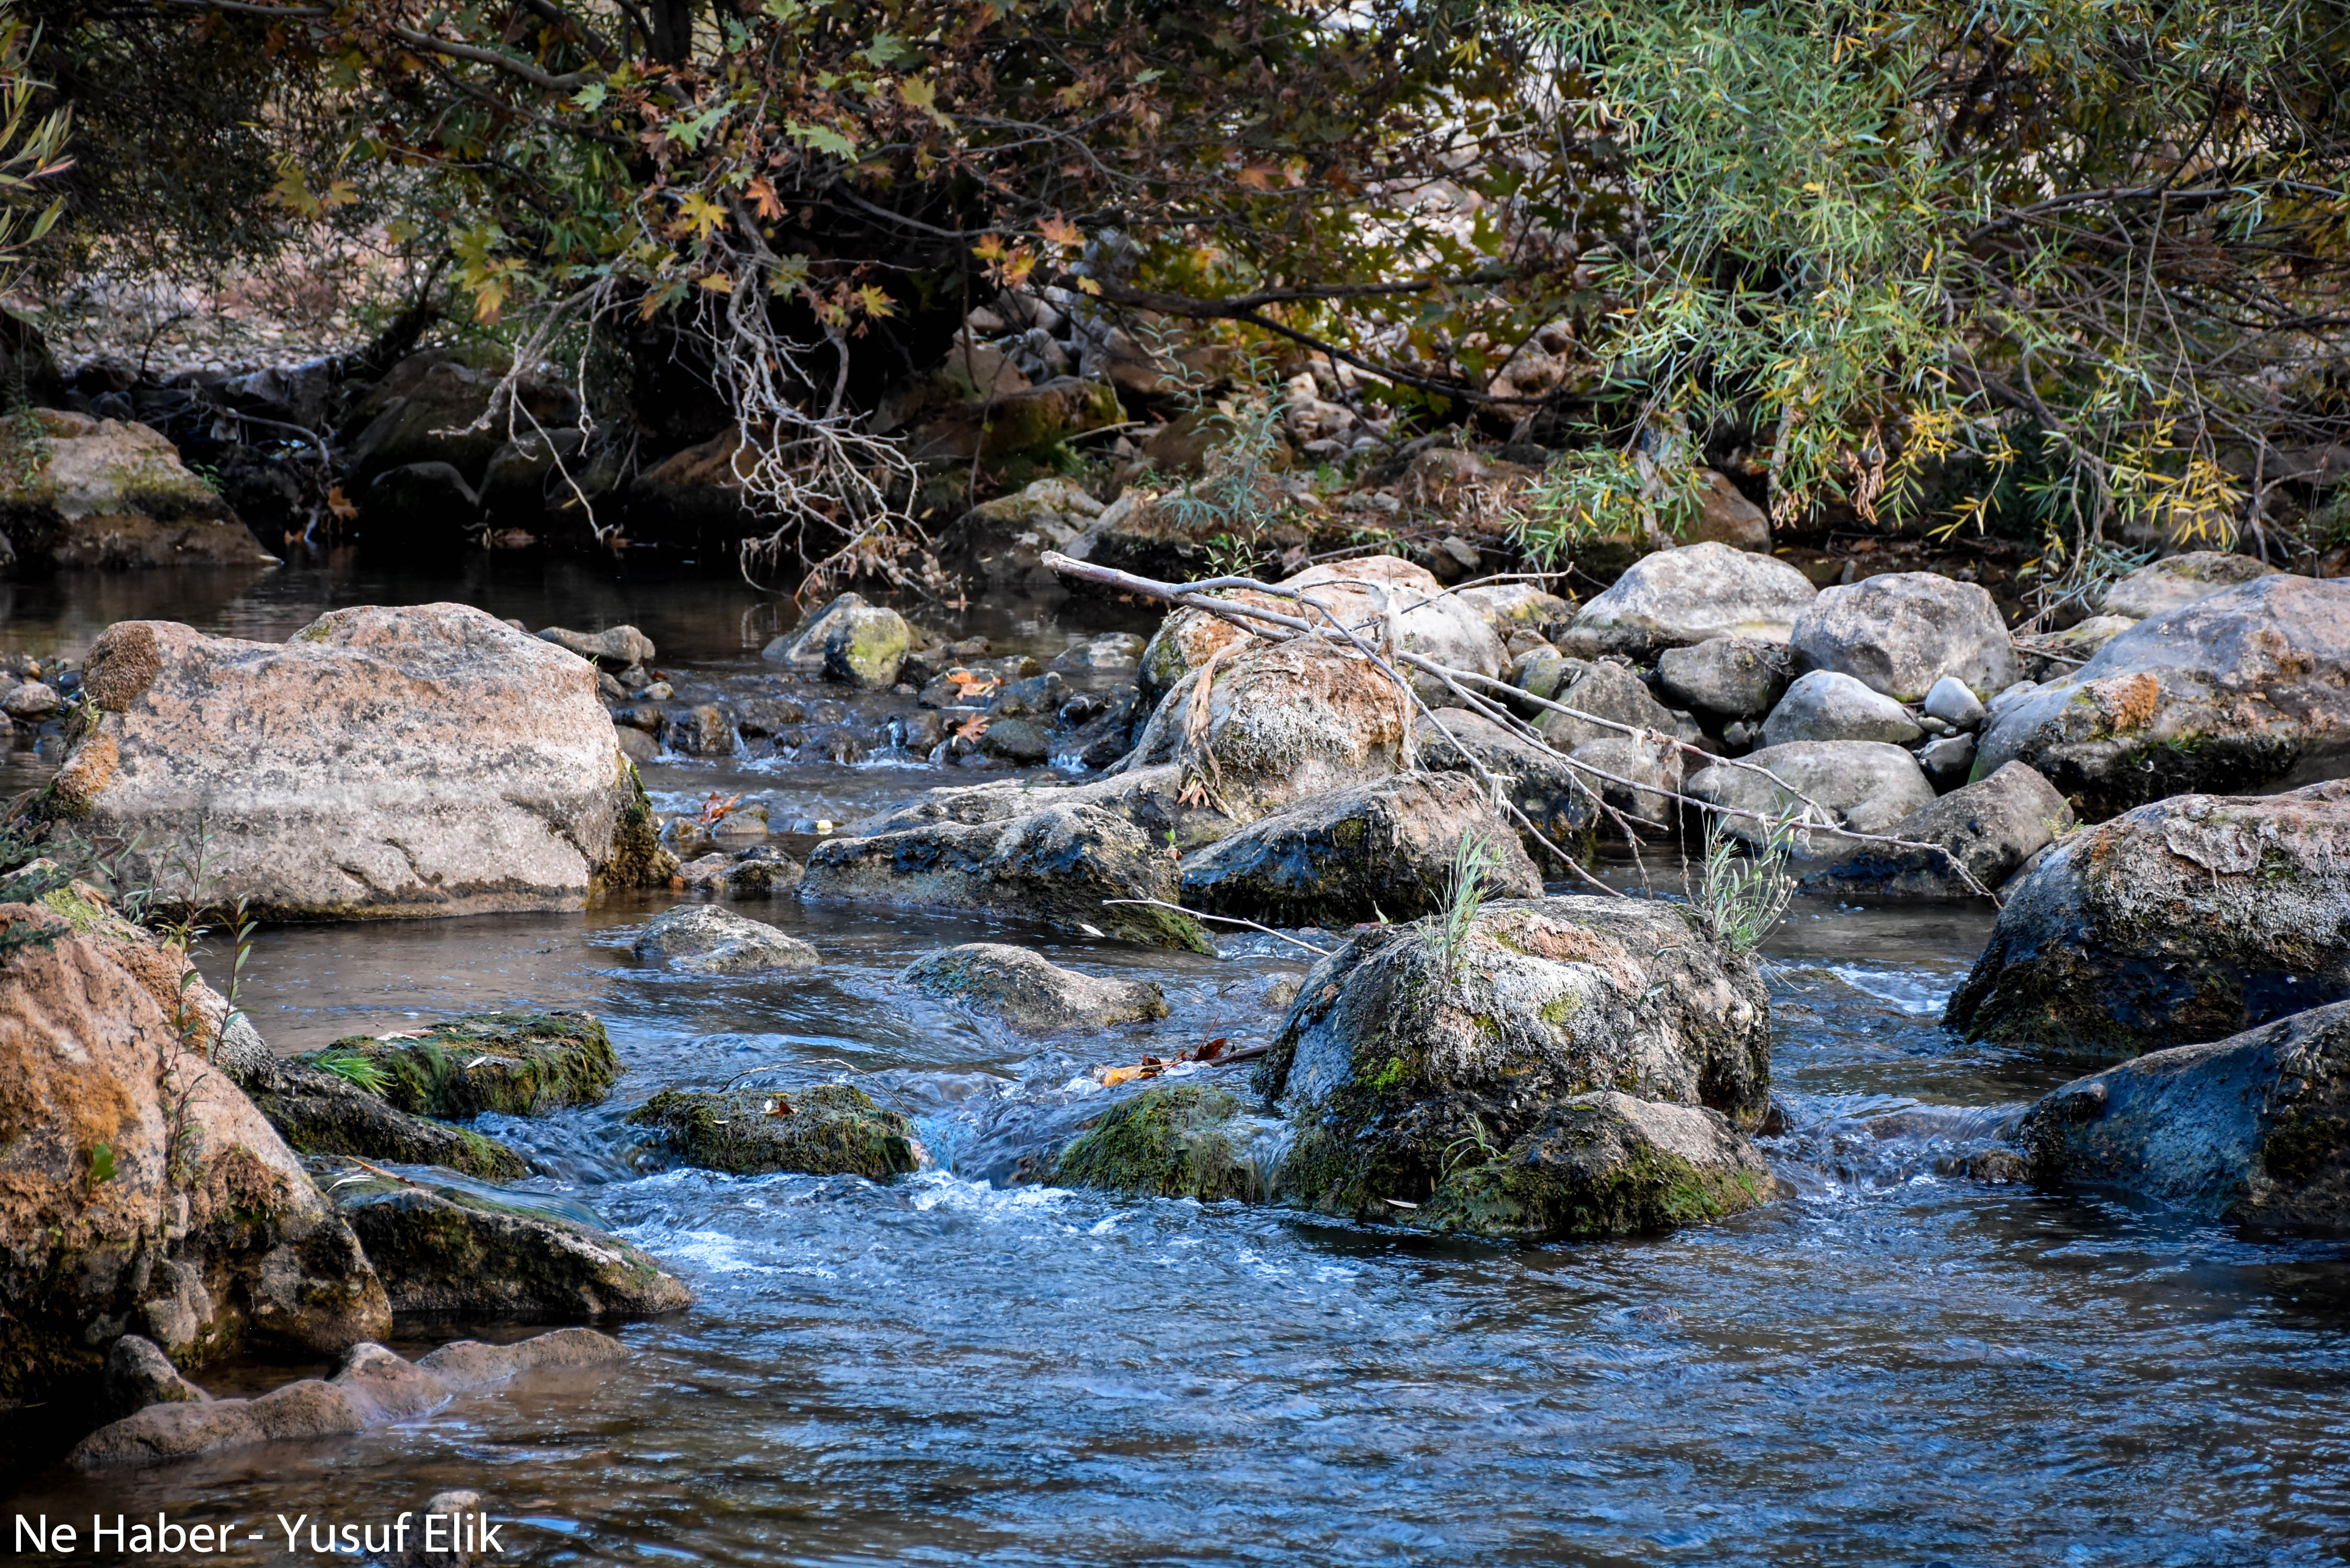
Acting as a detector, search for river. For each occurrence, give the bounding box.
[4,556,2347,1566]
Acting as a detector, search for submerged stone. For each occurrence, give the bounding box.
[627,1082,923,1180]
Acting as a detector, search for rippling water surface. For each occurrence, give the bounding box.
[5,559,2349,1566]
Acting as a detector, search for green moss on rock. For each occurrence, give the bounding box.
[627,1082,921,1180]
[1045,1082,1267,1202]
[1414,1092,1778,1241]
[301,1010,617,1120]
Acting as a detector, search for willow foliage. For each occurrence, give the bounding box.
[1530,0,2350,569]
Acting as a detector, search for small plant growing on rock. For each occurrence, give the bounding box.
[1696,816,1798,956]
[310,1045,391,1096]
[1425,830,1507,979]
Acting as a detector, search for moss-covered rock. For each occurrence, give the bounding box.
[1944,779,2350,1056]
[1258,895,1771,1227]
[761,592,911,689]
[1043,1082,1275,1202]
[309,1157,693,1319]
[240,1056,530,1180]
[627,1082,923,1180]
[297,1010,617,1121]
[0,409,273,570]
[1416,1091,1779,1241]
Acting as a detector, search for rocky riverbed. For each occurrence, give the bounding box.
[3,552,2348,1565]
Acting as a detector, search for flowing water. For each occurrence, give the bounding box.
[5,559,2349,1566]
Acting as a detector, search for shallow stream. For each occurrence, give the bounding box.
[5,558,2348,1566]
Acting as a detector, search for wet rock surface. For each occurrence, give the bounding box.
[1974,574,2350,819]
[239,1053,532,1180]
[1178,771,1541,928]
[299,1011,618,1119]
[2017,999,2350,1226]
[1944,779,2350,1055]
[1416,1091,1782,1241]
[311,1157,694,1319]
[627,1083,924,1179]
[68,1329,628,1472]
[632,904,821,972]
[901,942,1170,1032]
[1042,1082,1277,1203]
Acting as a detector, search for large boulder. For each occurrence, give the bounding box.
[2099,549,2277,620]
[1136,555,1504,709]
[1414,709,1598,868]
[2014,1000,2350,1225]
[296,1011,617,1119]
[1972,575,2350,820]
[1803,762,2074,897]
[1789,571,2019,702]
[0,898,390,1404]
[627,1083,923,1179]
[0,409,272,570]
[901,943,1169,1032]
[312,1159,693,1320]
[42,605,661,918]
[1561,543,1817,658]
[1178,771,1543,928]
[1259,896,1771,1233]
[1686,741,1937,852]
[1759,670,1922,747]
[1943,780,2350,1056]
